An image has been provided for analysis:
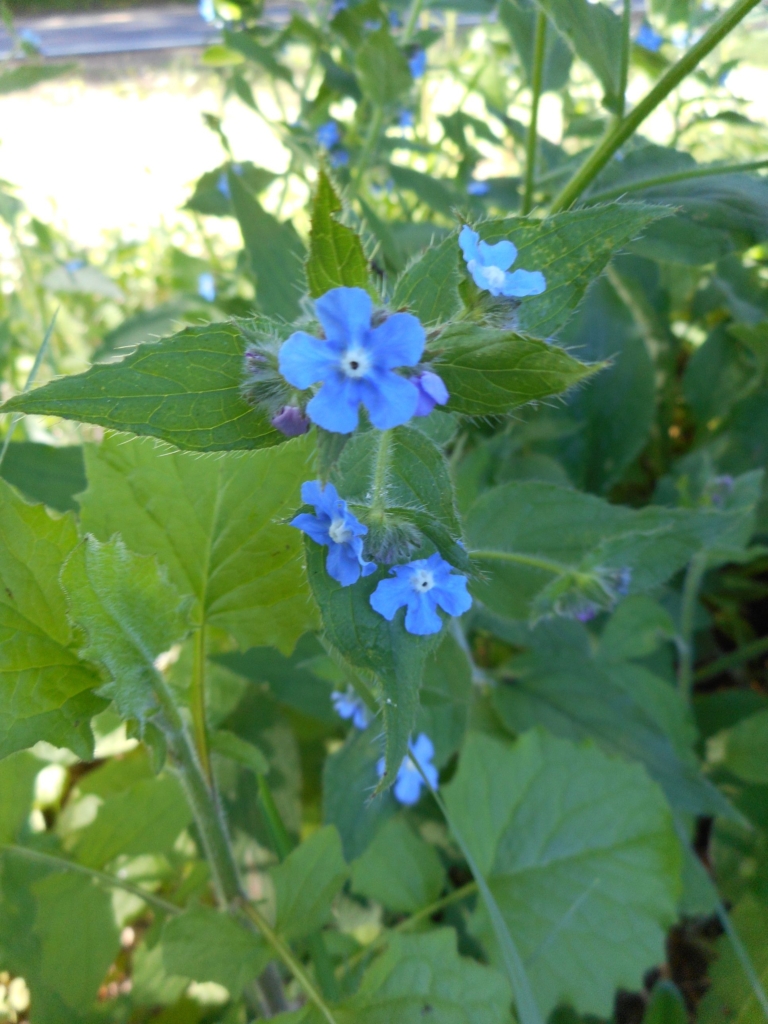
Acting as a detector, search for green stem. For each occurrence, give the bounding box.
[355,105,385,190]
[585,157,768,203]
[402,0,425,45]
[468,548,569,576]
[677,550,708,704]
[370,429,392,520]
[190,624,211,783]
[694,633,768,684]
[549,0,763,211]
[1,844,182,916]
[522,11,547,215]
[616,0,631,120]
[0,309,57,470]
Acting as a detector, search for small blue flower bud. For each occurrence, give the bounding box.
[271,405,310,437]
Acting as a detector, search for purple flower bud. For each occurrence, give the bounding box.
[413,370,449,417]
[244,347,268,374]
[271,405,310,437]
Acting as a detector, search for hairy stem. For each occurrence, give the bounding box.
[677,550,708,704]
[550,0,763,211]
[586,157,768,204]
[1,844,181,916]
[522,11,547,215]
[190,623,211,783]
[370,428,392,520]
[468,548,570,576]
[355,105,385,190]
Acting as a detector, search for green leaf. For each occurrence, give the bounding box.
[0,751,40,842]
[355,28,412,105]
[184,161,276,217]
[429,324,598,417]
[306,538,441,787]
[0,691,107,763]
[444,730,681,1019]
[698,895,768,1024]
[416,629,472,768]
[79,432,318,653]
[391,233,462,326]
[272,825,348,940]
[477,203,669,338]
[643,981,688,1024]
[162,906,269,997]
[230,170,305,321]
[209,728,270,775]
[72,775,192,868]
[532,0,623,109]
[0,442,86,513]
[0,63,77,95]
[60,536,190,722]
[351,816,445,913]
[499,0,572,91]
[306,170,370,299]
[389,165,459,218]
[718,709,768,785]
[2,322,282,453]
[33,871,120,1011]
[0,479,101,729]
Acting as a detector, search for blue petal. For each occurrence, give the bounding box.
[370,575,412,620]
[434,574,472,617]
[291,512,330,546]
[349,535,376,576]
[326,541,363,586]
[501,269,547,297]
[369,313,425,369]
[311,480,346,521]
[360,371,419,430]
[300,480,325,507]
[315,287,372,347]
[469,263,504,296]
[411,733,435,764]
[279,332,336,389]
[306,376,361,433]
[394,768,423,805]
[458,225,480,263]
[404,593,443,635]
[479,238,517,271]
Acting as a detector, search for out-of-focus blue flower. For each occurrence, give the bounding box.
[467,179,490,196]
[413,370,449,417]
[363,18,381,30]
[197,272,216,302]
[398,109,415,129]
[459,225,546,299]
[332,687,369,729]
[370,552,471,635]
[279,287,425,433]
[329,149,349,168]
[331,0,348,14]
[316,121,342,150]
[18,28,43,51]
[64,258,85,274]
[271,405,310,437]
[199,0,218,23]
[408,48,426,79]
[636,23,663,51]
[377,733,438,805]
[291,480,376,586]
[217,171,231,198]
[388,9,401,26]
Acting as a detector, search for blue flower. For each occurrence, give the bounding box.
[636,23,663,51]
[18,28,43,51]
[216,171,231,198]
[279,287,425,433]
[271,405,310,437]
[329,149,349,168]
[199,0,218,23]
[459,225,546,298]
[467,179,490,196]
[331,0,348,14]
[291,480,376,586]
[370,552,472,635]
[316,121,342,150]
[332,687,369,729]
[377,733,438,805]
[398,109,415,129]
[197,272,216,302]
[408,48,427,79]
[64,258,85,274]
[413,370,449,417]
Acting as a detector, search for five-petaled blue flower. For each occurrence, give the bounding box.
[377,733,439,805]
[459,225,546,298]
[636,23,663,51]
[291,480,376,586]
[279,287,425,433]
[408,48,427,78]
[370,552,472,635]
[332,687,369,729]
[316,121,341,149]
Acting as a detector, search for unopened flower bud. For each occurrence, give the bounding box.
[271,405,310,437]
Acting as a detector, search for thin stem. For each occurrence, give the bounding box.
[354,105,385,190]
[522,11,547,215]
[370,429,392,520]
[677,550,708,704]
[550,0,763,211]
[258,773,294,861]
[401,0,425,45]
[616,0,631,120]
[190,623,211,783]
[0,308,57,470]
[468,548,569,576]
[585,157,768,204]
[240,902,340,1024]
[694,633,768,684]
[1,844,181,916]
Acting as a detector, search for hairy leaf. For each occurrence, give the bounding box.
[162,906,268,997]
[306,169,370,298]
[272,825,349,939]
[351,816,445,913]
[391,233,462,325]
[0,442,86,513]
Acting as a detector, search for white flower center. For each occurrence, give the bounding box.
[482,265,506,289]
[329,517,353,544]
[410,568,435,593]
[340,345,371,379]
